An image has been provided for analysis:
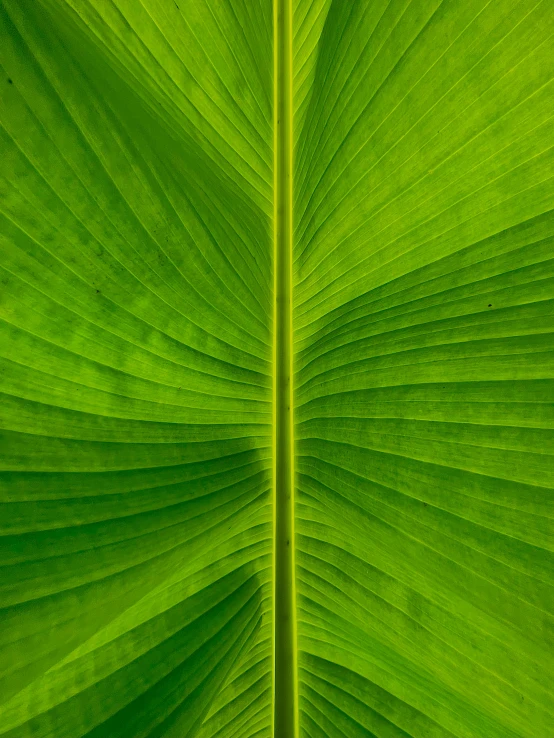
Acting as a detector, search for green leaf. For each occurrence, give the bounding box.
[0,0,273,735]
[293,1,554,736]
[1,1,553,737]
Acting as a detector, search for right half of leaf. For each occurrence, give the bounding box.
[293,1,554,736]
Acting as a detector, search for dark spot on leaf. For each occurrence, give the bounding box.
[424,503,428,507]
[7,78,12,84]
[178,386,181,390]
[286,539,290,545]
[96,289,100,293]
[488,304,492,307]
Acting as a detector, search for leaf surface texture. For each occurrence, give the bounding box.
[0,1,553,736]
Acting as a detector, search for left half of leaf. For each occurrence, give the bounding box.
[0,1,274,736]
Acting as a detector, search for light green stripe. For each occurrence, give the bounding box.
[273,0,297,735]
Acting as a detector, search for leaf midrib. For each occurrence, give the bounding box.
[273,0,297,736]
